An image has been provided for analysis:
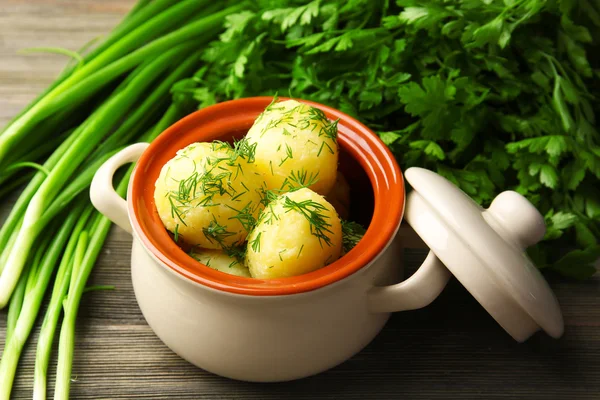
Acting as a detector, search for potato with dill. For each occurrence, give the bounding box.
[190,248,251,278]
[245,188,342,279]
[246,99,339,196]
[154,141,265,249]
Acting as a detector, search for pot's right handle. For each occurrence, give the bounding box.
[368,250,451,313]
[90,143,149,235]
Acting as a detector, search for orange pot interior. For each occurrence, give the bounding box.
[128,97,405,295]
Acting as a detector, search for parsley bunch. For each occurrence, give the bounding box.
[173,0,600,279]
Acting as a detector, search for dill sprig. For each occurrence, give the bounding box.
[297,244,304,258]
[224,244,246,265]
[250,231,262,252]
[226,201,257,232]
[278,143,294,166]
[342,220,366,254]
[167,153,241,223]
[317,139,335,156]
[258,187,279,207]
[202,217,236,247]
[232,137,257,164]
[280,169,319,191]
[173,224,180,242]
[282,197,334,247]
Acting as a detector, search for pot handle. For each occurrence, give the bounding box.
[90,143,149,235]
[368,250,451,313]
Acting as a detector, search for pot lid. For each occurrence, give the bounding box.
[403,167,564,342]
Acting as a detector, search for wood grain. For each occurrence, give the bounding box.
[0,1,599,399]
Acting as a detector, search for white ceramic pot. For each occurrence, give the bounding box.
[90,97,563,382]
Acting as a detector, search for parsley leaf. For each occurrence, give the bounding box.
[172,0,600,279]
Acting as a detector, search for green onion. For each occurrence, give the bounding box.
[0,205,85,399]
[33,206,94,400]
[0,1,248,398]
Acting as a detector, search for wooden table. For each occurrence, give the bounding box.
[1,1,599,399]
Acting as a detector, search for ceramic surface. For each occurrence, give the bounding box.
[90,98,448,381]
[403,168,564,341]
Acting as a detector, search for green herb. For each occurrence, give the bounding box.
[173,224,180,242]
[278,249,287,261]
[250,231,262,252]
[279,143,294,166]
[174,0,600,279]
[224,244,247,263]
[226,201,257,232]
[202,218,236,247]
[342,220,367,254]
[297,244,305,259]
[317,140,334,156]
[280,169,320,191]
[282,196,334,247]
[232,137,257,163]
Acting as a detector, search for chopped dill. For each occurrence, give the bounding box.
[342,220,367,254]
[317,140,334,156]
[297,244,304,258]
[250,231,262,252]
[168,196,188,226]
[259,187,279,207]
[202,217,236,246]
[173,224,180,242]
[280,169,319,191]
[226,201,257,232]
[263,94,279,114]
[278,249,287,261]
[232,137,257,164]
[282,197,334,247]
[278,143,294,166]
[231,190,247,201]
[224,244,246,263]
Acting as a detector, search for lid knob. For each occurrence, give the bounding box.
[484,191,546,249]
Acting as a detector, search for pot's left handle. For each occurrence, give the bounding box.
[90,143,149,235]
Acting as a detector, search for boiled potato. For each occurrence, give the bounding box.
[190,248,251,278]
[154,142,265,249]
[325,172,351,220]
[245,188,342,279]
[246,99,338,195]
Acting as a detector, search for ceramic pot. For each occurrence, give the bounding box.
[90,97,562,382]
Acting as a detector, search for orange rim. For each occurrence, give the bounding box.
[128,97,405,296]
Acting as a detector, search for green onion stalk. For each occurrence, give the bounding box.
[31,56,201,400]
[0,1,250,398]
[50,98,189,400]
[0,45,185,308]
[0,205,85,400]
